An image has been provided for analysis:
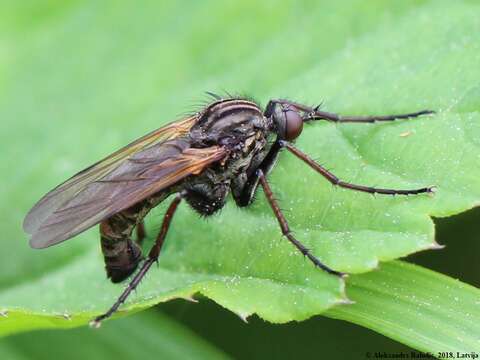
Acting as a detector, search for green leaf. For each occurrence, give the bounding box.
[326,261,480,353]
[0,0,479,351]
[0,309,229,360]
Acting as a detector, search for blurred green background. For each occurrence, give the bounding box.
[1,0,478,358]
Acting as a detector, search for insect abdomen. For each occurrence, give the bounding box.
[98,193,169,283]
[100,218,142,283]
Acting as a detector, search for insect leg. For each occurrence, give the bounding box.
[257,169,344,277]
[233,140,283,207]
[305,109,434,123]
[91,194,183,327]
[280,141,435,195]
[266,99,434,123]
[135,221,146,245]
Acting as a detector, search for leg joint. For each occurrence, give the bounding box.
[278,140,288,148]
[281,227,292,237]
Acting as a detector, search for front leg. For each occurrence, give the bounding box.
[266,99,434,123]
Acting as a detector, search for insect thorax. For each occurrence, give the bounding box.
[103,100,273,240]
[184,99,274,215]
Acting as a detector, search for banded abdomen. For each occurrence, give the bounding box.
[99,192,169,283]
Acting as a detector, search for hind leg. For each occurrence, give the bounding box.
[92,194,183,327]
[136,221,146,245]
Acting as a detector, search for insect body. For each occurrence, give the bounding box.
[23,95,434,326]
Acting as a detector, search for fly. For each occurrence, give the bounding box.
[23,94,435,326]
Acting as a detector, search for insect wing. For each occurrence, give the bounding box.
[24,116,226,248]
[24,116,197,235]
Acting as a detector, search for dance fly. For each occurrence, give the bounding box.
[23,94,435,326]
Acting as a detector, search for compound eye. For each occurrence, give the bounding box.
[284,110,303,140]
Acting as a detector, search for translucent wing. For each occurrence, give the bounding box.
[24,116,227,248]
[24,116,197,235]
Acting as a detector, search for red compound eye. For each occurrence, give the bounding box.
[284,110,303,140]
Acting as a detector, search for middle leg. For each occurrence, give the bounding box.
[257,169,344,277]
[280,141,435,196]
